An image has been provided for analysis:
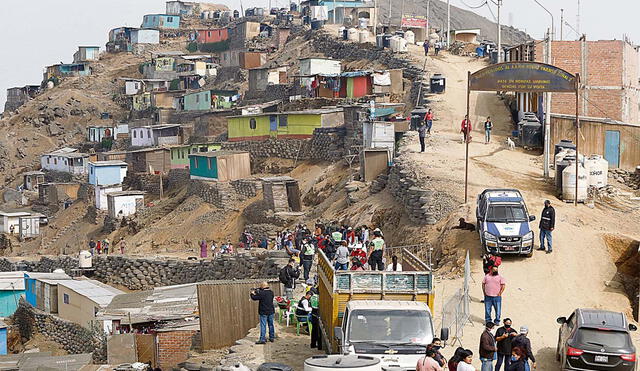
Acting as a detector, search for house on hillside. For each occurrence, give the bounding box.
[22,171,45,191]
[197,28,228,43]
[181,90,212,111]
[248,66,287,93]
[239,51,267,69]
[88,161,128,186]
[128,147,172,174]
[227,108,344,141]
[0,272,26,317]
[122,78,169,95]
[133,92,152,111]
[131,29,160,45]
[0,211,41,238]
[299,57,341,76]
[152,90,183,110]
[24,272,71,314]
[94,184,122,211]
[38,183,81,208]
[228,20,261,46]
[189,151,250,181]
[87,125,114,143]
[73,46,100,63]
[43,63,91,82]
[169,143,221,169]
[107,27,160,52]
[142,14,181,29]
[130,124,182,147]
[57,278,124,329]
[166,1,198,16]
[40,148,90,175]
[449,29,481,44]
[107,191,145,218]
[4,85,41,112]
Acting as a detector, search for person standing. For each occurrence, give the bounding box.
[386,255,403,271]
[456,350,476,371]
[537,200,555,254]
[368,231,385,271]
[418,121,427,153]
[250,281,275,344]
[417,348,443,371]
[429,338,447,367]
[512,327,536,371]
[482,265,505,325]
[425,109,434,134]
[199,240,208,258]
[96,240,102,255]
[461,115,472,143]
[479,322,497,371]
[279,258,300,299]
[423,40,430,56]
[483,116,493,144]
[495,318,518,371]
[434,41,441,56]
[300,238,315,280]
[335,241,350,270]
[118,238,126,255]
[89,239,96,255]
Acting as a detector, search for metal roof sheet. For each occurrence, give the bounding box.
[57,279,124,307]
[88,160,127,166]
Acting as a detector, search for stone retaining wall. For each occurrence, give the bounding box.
[230,179,259,199]
[123,172,168,195]
[187,180,236,209]
[167,168,190,190]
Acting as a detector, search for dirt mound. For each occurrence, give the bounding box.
[604,234,640,319]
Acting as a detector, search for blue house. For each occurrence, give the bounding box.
[0,272,26,317]
[142,14,181,29]
[0,322,6,355]
[24,272,71,314]
[88,161,128,186]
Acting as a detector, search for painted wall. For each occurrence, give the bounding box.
[197,28,228,43]
[228,113,325,141]
[299,58,341,76]
[131,127,155,147]
[57,285,103,329]
[142,14,180,29]
[131,29,160,44]
[170,143,221,168]
[183,91,211,111]
[87,127,113,142]
[189,156,218,179]
[88,163,128,186]
[108,194,144,218]
[0,290,24,317]
[40,155,88,175]
[95,184,123,210]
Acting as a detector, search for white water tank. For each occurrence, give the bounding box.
[404,30,415,44]
[338,26,346,38]
[305,355,381,371]
[562,161,588,201]
[585,154,609,188]
[358,18,369,29]
[79,250,92,268]
[202,11,209,19]
[347,28,358,41]
[398,37,408,52]
[358,30,369,43]
[53,269,65,274]
[389,36,400,52]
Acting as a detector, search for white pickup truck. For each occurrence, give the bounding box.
[333,300,447,371]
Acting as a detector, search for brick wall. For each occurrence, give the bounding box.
[156,330,197,369]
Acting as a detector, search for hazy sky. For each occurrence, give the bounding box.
[1,0,638,111]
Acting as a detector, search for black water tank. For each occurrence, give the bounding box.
[554,139,576,157]
[430,74,446,94]
[521,121,542,148]
[410,107,429,130]
[257,363,293,371]
[382,33,392,48]
[233,10,240,18]
[376,34,384,48]
[555,159,571,195]
[311,19,324,30]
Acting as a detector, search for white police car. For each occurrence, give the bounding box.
[476,189,536,257]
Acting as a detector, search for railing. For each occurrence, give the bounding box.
[385,243,433,272]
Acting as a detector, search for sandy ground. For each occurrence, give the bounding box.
[402,45,640,369]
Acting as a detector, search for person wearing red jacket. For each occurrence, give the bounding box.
[461,115,472,142]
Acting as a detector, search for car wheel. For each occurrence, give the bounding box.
[526,249,533,258]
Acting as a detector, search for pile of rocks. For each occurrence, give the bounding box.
[369,174,388,194]
[124,172,167,195]
[388,159,437,225]
[610,168,640,190]
[309,127,347,161]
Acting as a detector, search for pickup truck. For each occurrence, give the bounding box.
[476,189,536,257]
[317,249,447,371]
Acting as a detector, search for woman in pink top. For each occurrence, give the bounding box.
[417,348,443,371]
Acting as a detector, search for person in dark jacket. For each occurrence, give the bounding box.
[506,347,527,371]
[495,318,518,370]
[250,282,275,344]
[279,258,300,299]
[479,322,497,371]
[537,200,555,254]
[418,122,427,153]
[512,327,536,371]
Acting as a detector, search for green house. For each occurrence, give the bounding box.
[170,143,222,169]
[182,90,212,111]
[189,151,251,181]
[227,108,344,142]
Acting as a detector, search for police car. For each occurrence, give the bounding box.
[476,189,536,257]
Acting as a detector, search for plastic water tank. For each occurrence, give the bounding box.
[389,36,400,52]
[358,18,369,29]
[555,148,574,168]
[202,11,209,19]
[382,33,392,48]
[554,139,576,158]
[347,28,358,41]
[233,10,240,18]
[376,34,384,48]
[79,250,92,268]
[53,269,65,274]
[305,355,381,371]
[358,30,369,43]
[404,30,415,44]
[562,161,588,201]
[339,26,346,38]
[585,154,609,188]
[521,121,542,148]
[398,37,408,52]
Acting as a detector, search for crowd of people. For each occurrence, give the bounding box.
[87,238,126,255]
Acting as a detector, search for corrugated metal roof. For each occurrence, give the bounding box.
[188,150,248,158]
[0,271,26,290]
[58,279,124,307]
[89,160,127,166]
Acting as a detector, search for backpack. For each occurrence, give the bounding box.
[279,266,290,285]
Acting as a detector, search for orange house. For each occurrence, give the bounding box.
[197,28,228,44]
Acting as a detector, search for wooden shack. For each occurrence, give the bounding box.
[127,148,171,174]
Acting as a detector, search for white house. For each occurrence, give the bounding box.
[130,126,155,147]
[123,78,169,95]
[94,184,123,211]
[107,191,145,218]
[130,29,160,45]
[40,148,90,175]
[0,211,41,238]
[130,124,181,147]
[299,57,342,76]
[87,126,114,142]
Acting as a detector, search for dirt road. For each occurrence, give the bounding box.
[404,45,640,369]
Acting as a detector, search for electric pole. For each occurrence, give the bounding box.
[576,0,580,36]
[446,0,450,47]
[388,0,392,26]
[560,9,564,40]
[497,0,502,62]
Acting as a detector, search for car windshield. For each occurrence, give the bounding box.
[486,205,527,222]
[347,309,433,345]
[576,328,630,348]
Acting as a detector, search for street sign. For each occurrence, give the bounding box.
[469,61,576,92]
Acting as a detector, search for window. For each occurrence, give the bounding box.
[208,31,212,37]
[90,167,94,175]
[167,16,173,22]
[249,118,257,130]
[196,94,200,103]
[171,151,174,160]
[279,115,288,127]
[133,130,137,138]
[63,293,69,304]
[46,157,50,164]
[54,158,57,165]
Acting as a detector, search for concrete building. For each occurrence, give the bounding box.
[73,46,100,63]
[122,78,169,95]
[4,85,40,112]
[131,29,161,45]
[107,28,160,52]
[130,124,182,147]
[87,125,114,142]
[166,1,198,16]
[88,161,128,186]
[22,171,45,191]
[262,177,301,212]
[40,148,90,175]
[57,278,124,329]
[142,14,181,29]
[39,183,81,207]
[107,191,145,218]
[189,151,250,181]
[95,184,123,211]
[248,66,287,93]
[196,28,228,43]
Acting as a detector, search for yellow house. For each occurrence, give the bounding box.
[227,108,344,141]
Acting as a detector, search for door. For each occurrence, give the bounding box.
[604,130,620,168]
[286,182,302,212]
[269,115,277,133]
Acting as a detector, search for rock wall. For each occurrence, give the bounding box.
[230,179,259,199]
[123,172,168,195]
[167,168,190,190]
[13,300,106,362]
[187,180,237,209]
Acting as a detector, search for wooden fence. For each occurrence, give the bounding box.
[197,279,282,349]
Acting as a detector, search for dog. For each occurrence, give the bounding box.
[506,137,516,150]
[452,217,476,231]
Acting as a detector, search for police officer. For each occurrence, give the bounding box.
[300,237,315,280]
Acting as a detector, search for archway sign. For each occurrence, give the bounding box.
[464,62,581,205]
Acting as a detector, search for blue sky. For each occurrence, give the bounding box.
[1,0,638,110]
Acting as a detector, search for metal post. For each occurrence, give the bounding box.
[576,0,580,37]
[373,0,378,33]
[560,9,564,41]
[543,29,551,178]
[401,0,405,28]
[446,0,450,47]
[497,0,502,62]
[333,0,336,23]
[388,0,392,26]
[159,173,164,199]
[574,73,580,206]
[464,71,470,203]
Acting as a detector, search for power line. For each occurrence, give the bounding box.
[485,1,497,22]
[459,0,488,10]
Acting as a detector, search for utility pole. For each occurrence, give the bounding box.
[426,0,430,39]
[401,0,405,28]
[446,0,450,47]
[576,0,580,36]
[388,0,392,26]
[373,0,378,33]
[497,0,502,62]
[560,9,564,40]
[543,28,552,177]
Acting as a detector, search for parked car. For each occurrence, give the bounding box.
[557,308,637,370]
[476,189,535,257]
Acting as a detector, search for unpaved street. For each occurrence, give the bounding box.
[404,46,640,369]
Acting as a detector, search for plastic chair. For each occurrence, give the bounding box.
[285,300,298,327]
[296,314,312,335]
